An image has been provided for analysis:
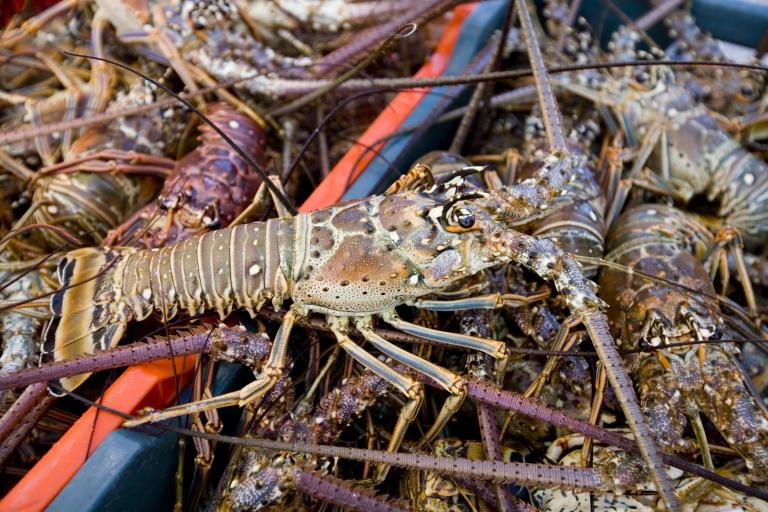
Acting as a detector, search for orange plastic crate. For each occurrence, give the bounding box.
[0,358,196,511]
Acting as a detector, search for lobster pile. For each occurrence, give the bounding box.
[1,1,768,511]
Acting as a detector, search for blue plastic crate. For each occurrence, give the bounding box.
[48,362,251,512]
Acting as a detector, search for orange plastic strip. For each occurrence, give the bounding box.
[0,356,196,512]
[300,3,478,212]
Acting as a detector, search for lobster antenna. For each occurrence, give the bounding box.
[2,59,766,147]
[57,383,768,502]
[513,3,680,509]
[327,59,768,92]
[63,51,298,216]
[513,0,566,151]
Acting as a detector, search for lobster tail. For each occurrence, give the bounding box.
[43,247,131,392]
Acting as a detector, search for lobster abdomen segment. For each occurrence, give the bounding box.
[44,219,287,391]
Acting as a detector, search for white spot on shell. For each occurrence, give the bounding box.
[249,264,261,276]
[142,289,152,300]
[228,120,240,130]
[744,172,755,185]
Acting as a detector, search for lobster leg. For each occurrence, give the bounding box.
[188,358,221,509]
[627,121,664,178]
[689,409,715,470]
[26,101,59,167]
[501,319,582,435]
[230,181,271,227]
[601,133,630,229]
[268,175,293,219]
[328,316,423,483]
[354,318,468,452]
[354,318,462,393]
[83,9,114,139]
[381,310,510,379]
[123,309,298,427]
[413,290,549,311]
[523,318,582,399]
[375,312,511,450]
[581,361,607,467]
[231,173,292,226]
[705,228,761,327]
[36,149,175,177]
[0,148,34,182]
[0,0,78,49]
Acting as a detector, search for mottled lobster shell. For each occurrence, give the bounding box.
[112,103,265,249]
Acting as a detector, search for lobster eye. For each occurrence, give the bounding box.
[452,208,475,229]
[741,84,754,97]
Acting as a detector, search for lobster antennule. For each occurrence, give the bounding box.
[43,247,130,392]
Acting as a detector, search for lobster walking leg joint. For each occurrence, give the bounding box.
[329,315,426,483]
[381,310,510,382]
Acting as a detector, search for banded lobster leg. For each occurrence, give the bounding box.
[126,305,507,484]
[21,4,116,167]
[704,228,761,329]
[329,316,425,483]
